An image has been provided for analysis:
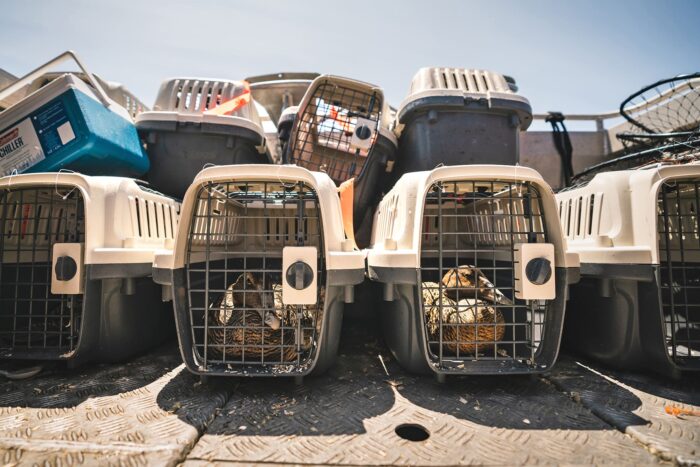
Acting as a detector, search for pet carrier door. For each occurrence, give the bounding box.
[0,185,85,357]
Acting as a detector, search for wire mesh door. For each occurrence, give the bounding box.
[0,186,85,356]
[287,81,382,185]
[658,179,700,367]
[419,180,549,369]
[185,180,325,374]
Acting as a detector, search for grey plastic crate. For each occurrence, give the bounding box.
[392,68,532,183]
[136,78,273,199]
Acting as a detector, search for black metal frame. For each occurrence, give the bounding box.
[0,186,85,358]
[657,179,700,369]
[286,80,382,185]
[184,180,327,375]
[419,180,556,372]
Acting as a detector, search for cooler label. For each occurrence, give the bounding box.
[0,118,43,177]
[0,97,78,177]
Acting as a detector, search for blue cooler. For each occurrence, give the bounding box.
[0,51,149,178]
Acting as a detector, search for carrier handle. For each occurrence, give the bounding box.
[0,50,112,109]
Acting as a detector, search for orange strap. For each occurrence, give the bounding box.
[204,87,251,116]
[339,178,357,249]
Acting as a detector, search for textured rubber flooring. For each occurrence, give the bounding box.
[0,321,698,466]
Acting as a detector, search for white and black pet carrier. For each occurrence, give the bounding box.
[368,165,578,378]
[283,75,397,248]
[392,67,532,183]
[136,78,275,198]
[557,163,700,376]
[153,165,365,378]
[0,173,180,363]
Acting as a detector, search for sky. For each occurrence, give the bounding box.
[1,0,699,129]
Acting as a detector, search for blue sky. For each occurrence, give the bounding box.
[1,0,699,123]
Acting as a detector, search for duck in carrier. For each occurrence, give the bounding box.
[367,165,577,377]
[153,165,365,378]
[0,173,180,363]
[557,163,700,376]
[283,75,397,248]
[136,78,275,199]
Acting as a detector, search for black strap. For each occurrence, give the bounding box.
[545,112,574,187]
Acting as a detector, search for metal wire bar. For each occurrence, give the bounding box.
[0,186,84,355]
[419,180,549,368]
[185,180,325,374]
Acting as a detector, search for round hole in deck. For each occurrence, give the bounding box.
[395,423,430,442]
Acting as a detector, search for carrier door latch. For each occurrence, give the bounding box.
[282,246,318,305]
[514,243,555,300]
[51,243,84,295]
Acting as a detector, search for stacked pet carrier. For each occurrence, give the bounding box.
[0,51,149,178]
[368,165,576,377]
[392,67,533,179]
[136,78,274,198]
[284,75,397,247]
[557,164,700,376]
[153,164,365,378]
[0,172,180,363]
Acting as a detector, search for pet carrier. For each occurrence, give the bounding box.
[285,75,397,247]
[0,172,180,363]
[152,164,365,378]
[136,78,274,198]
[392,68,532,180]
[557,163,700,376]
[0,51,149,178]
[367,165,576,377]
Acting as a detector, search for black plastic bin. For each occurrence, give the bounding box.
[0,173,179,364]
[556,166,700,377]
[153,165,365,379]
[392,68,532,183]
[136,78,273,199]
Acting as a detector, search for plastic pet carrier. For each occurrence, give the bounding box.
[153,164,365,378]
[0,51,149,178]
[0,172,180,363]
[136,78,274,198]
[557,163,700,376]
[285,75,397,247]
[392,68,532,180]
[367,165,577,377]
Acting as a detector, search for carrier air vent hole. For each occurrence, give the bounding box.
[395,424,430,442]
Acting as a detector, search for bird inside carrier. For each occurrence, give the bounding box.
[184,179,327,373]
[419,179,554,365]
[368,166,568,375]
[285,75,384,185]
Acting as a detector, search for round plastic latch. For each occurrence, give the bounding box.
[354,125,372,140]
[55,256,78,281]
[525,257,552,285]
[285,261,314,290]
